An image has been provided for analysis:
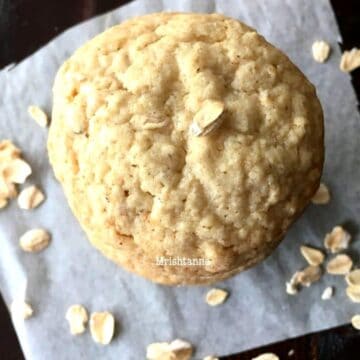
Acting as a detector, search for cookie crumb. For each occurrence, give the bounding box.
[326,254,353,275]
[312,41,331,63]
[311,183,330,204]
[300,245,325,266]
[205,288,229,306]
[66,304,88,335]
[10,299,33,320]
[17,185,45,210]
[340,48,360,72]
[28,105,48,127]
[19,229,50,252]
[324,226,351,253]
[146,339,193,360]
[351,315,360,330]
[190,100,224,136]
[288,349,295,356]
[90,311,115,345]
[321,286,334,300]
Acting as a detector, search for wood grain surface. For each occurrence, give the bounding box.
[0,0,359,359]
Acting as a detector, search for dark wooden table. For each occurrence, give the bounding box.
[0,1,359,359]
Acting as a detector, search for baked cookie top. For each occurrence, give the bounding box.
[48,13,323,284]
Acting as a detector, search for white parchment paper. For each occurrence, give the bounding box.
[1,0,360,358]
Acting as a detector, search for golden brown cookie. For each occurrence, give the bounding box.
[48,13,324,285]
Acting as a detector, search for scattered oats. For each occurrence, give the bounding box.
[321,286,334,300]
[252,353,279,360]
[204,356,219,360]
[326,254,353,275]
[0,139,21,160]
[286,271,302,295]
[297,265,322,287]
[300,245,325,266]
[4,158,32,184]
[0,140,32,207]
[286,281,299,295]
[19,228,50,252]
[324,226,351,253]
[146,342,172,360]
[28,105,48,127]
[190,100,224,136]
[0,197,8,209]
[146,342,168,359]
[0,177,18,205]
[340,48,360,72]
[289,272,302,285]
[10,299,33,320]
[169,339,192,350]
[66,304,88,335]
[146,339,193,360]
[205,288,229,306]
[311,183,330,204]
[351,315,360,330]
[288,349,295,356]
[345,269,360,287]
[346,286,360,303]
[312,41,331,63]
[90,311,115,345]
[17,185,45,210]
[169,339,193,359]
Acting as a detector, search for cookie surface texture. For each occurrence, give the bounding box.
[48,13,324,285]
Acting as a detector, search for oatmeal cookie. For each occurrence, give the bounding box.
[48,13,324,285]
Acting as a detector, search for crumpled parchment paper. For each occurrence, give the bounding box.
[1,0,359,359]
